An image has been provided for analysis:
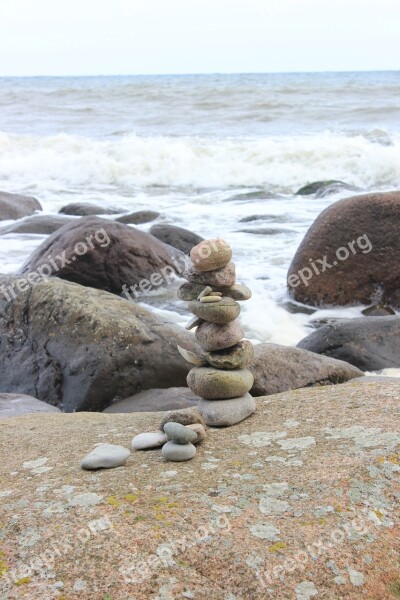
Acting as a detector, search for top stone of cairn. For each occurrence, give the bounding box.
[190,239,232,272]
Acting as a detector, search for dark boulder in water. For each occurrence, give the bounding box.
[0,214,74,236]
[150,223,203,254]
[59,202,119,216]
[0,191,42,221]
[116,210,160,225]
[297,315,400,371]
[295,180,354,196]
[249,343,362,396]
[0,276,201,412]
[20,216,184,295]
[288,191,400,307]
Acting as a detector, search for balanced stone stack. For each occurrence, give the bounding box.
[178,239,256,427]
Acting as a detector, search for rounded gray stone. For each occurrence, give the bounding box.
[132,431,168,450]
[80,444,130,470]
[198,394,256,427]
[164,422,198,445]
[195,320,244,352]
[162,441,197,462]
[187,367,254,400]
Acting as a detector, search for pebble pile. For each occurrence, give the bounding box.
[178,238,256,427]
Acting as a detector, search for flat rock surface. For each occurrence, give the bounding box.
[0,379,399,599]
[0,394,61,418]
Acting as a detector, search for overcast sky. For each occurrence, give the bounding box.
[0,0,399,76]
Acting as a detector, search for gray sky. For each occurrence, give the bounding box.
[0,0,399,76]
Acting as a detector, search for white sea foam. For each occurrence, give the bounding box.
[0,131,399,191]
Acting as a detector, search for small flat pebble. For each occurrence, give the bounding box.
[80,444,130,470]
[199,295,222,303]
[186,423,207,442]
[162,441,197,462]
[164,422,198,444]
[132,431,167,450]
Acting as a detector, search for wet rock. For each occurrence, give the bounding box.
[189,297,240,324]
[295,180,349,195]
[203,340,254,370]
[0,191,42,221]
[288,191,400,307]
[0,215,75,236]
[80,444,130,469]
[297,316,400,371]
[116,210,160,225]
[0,276,201,412]
[361,304,396,317]
[178,282,251,302]
[59,202,119,216]
[150,224,203,254]
[20,216,184,295]
[198,393,256,427]
[195,320,244,352]
[187,367,254,400]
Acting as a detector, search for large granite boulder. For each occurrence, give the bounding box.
[0,379,398,599]
[0,276,201,412]
[0,214,74,236]
[150,224,203,254]
[297,315,400,371]
[20,216,184,295]
[287,191,400,307]
[0,191,42,221]
[0,393,61,418]
[250,343,362,396]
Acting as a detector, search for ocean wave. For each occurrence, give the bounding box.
[0,130,399,191]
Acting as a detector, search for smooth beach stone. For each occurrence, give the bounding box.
[162,441,197,462]
[80,444,130,470]
[190,239,232,272]
[160,411,205,432]
[189,297,240,324]
[178,282,209,301]
[185,315,204,330]
[177,345,207,366]
[199,295,222,303]
[195,320,244,352]
[186,423,207,443]
[132,431,168,450]
[164,422,198,445]
[198,394,256,427]
[187,367,254,400]
[183,261,236,287]
[198,286,213,299]
[214,283,252,301]
[203,339,254,370]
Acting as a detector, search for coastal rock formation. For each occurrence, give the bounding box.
[297,315,400,371]
[150,223,203,254]
[0,190,42,221]
[181,239,255,427]
[0,214,74,236]
[1,380,398,599]
[59,202,119,216]
[20,216,184,295]
[0,276,201,412]
[103,387,199,413]
[288,191,400,307]
[250,343,363,395]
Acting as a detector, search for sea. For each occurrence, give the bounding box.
[0,71,399,357]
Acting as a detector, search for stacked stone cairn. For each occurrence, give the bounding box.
[177,238,256,427]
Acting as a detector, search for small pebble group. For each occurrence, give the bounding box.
[177,238,256,427]
[80,412,207,468]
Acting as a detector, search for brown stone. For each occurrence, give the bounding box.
[287,190,400,307]
[187,367,254,400]
[184,261,236,287]
[190,238,232,272]
[203,339,254,370]
[189,297,240,324]
[195,320,244,351]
